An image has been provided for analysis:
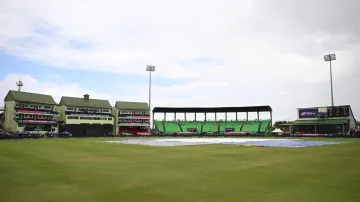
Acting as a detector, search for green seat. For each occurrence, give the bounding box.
[163,121,181,132]
[241,121,260,133]
[202,121,219,132]
[180,121,202,132]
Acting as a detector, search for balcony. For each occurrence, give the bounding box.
[16,109,58,115]
[65,115,114,125]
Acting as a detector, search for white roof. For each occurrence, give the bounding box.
[272,128,283,132]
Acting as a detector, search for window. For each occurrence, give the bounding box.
[134,111,142,115]
[103,109,110,113]
[24,114,33,119]
[43,105,52,110]
[78,108,87,113]
[108,118,113,121]
[15,114,19,119]
[18,123,24,127]
[67,116,79,120]
[66,107,75,111]
[15,103,21,108]
[37,115,47,120]
[120,110,131,114]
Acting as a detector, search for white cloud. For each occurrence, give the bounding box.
[0,0,359,121]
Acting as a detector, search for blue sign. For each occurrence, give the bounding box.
[299,108,318,118]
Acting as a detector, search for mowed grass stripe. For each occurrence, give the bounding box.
[0,138,359,202]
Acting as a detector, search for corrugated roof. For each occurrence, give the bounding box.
[115,101,149,110]
[153,106,272,113]
[60,96,112,108]
[4,90,56,105]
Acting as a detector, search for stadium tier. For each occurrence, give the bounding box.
[156,120,271,133]
[155,120,165,132]
[219,121,243,132]
[202,121,219,132]
[180,121,203,132]
[241,121,260,133]
[163,121,181,132]
[259,120,271,132]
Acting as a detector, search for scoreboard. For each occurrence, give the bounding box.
[327,106,350,118]
[299,105,350,119]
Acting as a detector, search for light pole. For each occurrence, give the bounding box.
[324,53,336,106]
[146,65,155,134]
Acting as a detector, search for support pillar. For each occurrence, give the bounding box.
[225,112,227,121]
[174,112,177,121]
[152,111,155,130]
[195,113,197,121]
[246,112,249,121]
[185,113,187,121]
[164,112,166,121]
[270,111,273,128]
[215,113,217,121]
[236,112,238,121]
[205,112,207,121]
[257,111,259,121]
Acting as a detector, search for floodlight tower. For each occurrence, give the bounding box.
[324,53,336,106]
[16,78,23,92]
[146,65,155,134]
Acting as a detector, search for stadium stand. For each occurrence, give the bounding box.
[163,121,181,132]
[155,120,165,132]
[241,121,260,133]
[202,121,219,132]
[180,121,203,132]
[219,121,243,132]
[259,120,271,132]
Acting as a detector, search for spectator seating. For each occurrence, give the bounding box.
[202,121,219,132]
[219,121,243,132]
[259,120,271,132]
[241,121,260,133]
[163,121,181,132]
[180,121,203,132]
[155,120,165,132]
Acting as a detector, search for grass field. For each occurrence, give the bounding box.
[0,138,360,202]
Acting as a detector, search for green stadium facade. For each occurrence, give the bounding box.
[153,106,273,135]
[3,91,59,133]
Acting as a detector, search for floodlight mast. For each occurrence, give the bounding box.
[324,54,336,106]
[146,65,155,134]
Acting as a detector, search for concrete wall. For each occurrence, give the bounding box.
[4,101,17,131]
[112,107,119,135]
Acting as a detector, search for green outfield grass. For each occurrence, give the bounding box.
[0,138,360,202]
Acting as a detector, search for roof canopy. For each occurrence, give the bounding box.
[60,96,112,109]
[153,106,272,113]
[115,101,149,110]
[4,90,56,105]
[281,118,349,126]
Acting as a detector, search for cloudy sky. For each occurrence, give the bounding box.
[0,0,359,121]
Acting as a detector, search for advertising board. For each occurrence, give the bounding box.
[298,108,319,119]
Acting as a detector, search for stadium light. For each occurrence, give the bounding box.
[324,53,336,106]
[146,65,155,134]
